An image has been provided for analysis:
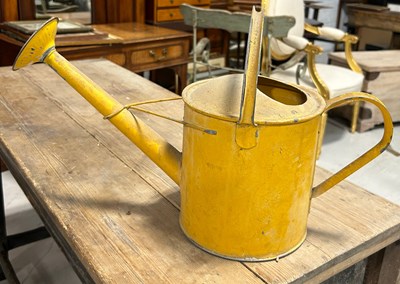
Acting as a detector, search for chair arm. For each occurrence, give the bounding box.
[305,24,345,41]
[278,35,330,99]
[304,23,363,74]
[281,35,309,50]
[342,34,363,74]
[303,43,330,100]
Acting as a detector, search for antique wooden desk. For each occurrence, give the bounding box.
[0,59,400,283]
[0,22,190,94]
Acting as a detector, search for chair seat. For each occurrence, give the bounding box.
[270,64,364,97]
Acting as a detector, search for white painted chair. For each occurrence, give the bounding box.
[265,0,364,138]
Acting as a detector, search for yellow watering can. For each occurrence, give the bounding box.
[13,12,392,261]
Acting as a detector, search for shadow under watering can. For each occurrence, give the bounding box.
[12,9,392,261]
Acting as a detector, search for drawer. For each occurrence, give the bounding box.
[157,0,210,8]
[105,53,126,66]
[131,44,184,65]
[157,8,183,22]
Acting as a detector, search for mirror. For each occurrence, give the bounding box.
[35,0,91,24]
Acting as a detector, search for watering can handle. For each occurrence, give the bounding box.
[238,7,264,125]
[312,92,393,198]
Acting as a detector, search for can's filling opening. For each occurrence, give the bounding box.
[258,83,307,106]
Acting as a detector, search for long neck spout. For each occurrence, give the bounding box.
[47,51,182,184]
[13,18,182,185]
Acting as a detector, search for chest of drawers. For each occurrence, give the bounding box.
[146,0,211,24]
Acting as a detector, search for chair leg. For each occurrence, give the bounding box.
[350,101,360,133]
[316,112,328,159]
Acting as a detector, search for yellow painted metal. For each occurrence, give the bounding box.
[13,17,393,261]
[342,34,363,133]
[312,92,393,197]
[13,18,182,184]
[303,43,329,158]
[181,74,393,260]
[238,7,263,126]
[303,24,362,134]
[181,74,325,260]
[236,7,264,149]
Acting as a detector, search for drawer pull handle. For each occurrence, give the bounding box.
[149,48,168,61]
[169,0,174,3]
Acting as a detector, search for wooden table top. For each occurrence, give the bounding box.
[0,59,400,283]
[346,6,400,33]
[328,50,400,73]
[90,22,191,44]
[0,21,191,48]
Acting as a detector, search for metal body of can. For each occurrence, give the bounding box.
[180,75,324,260]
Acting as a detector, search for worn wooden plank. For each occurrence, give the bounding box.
[1,59,400,283]
[0,61,260,283]
[347,8,400,34]
[328,51,400,74]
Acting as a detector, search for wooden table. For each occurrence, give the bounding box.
[329,50,400,132]
[346,5,400,49]
[1,59,400,283]
[0,22,190,94]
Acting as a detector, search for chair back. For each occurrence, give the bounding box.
[181,4,252,33]
[266,0,305,60]
[180,3,295,81]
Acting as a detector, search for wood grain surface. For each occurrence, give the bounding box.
[0,59,399,283]
[329,51,400,73]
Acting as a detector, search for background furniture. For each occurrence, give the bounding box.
[329,50,400,131]
[146,0,211,26]
[1,59,400,283]
[265,0,364,158]
[180,4,295,82]
[267,0,364,106]
[0,21,190,94]
[0,0,146,24]
[91,0,145,24]
[0,0,36,22]
[210,0,230,9]
[346,4,400,49]
[36,0,79,14]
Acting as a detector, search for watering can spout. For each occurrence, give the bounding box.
[13,18,182,184]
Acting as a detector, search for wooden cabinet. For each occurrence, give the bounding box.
[91,0,145,23]
[230,0,259,11]
[0,0,35,22]
[210,0,230,9]
[146,0,211,24]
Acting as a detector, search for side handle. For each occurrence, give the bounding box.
[312,92,393,198]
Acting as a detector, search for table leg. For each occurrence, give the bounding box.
[0,162,20,284]
[171,64,188,95]
[364,241,400,283]
[0,160,51,283]
[377,241,400,283]
[390,32,400,49]
[0,160,7,172]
